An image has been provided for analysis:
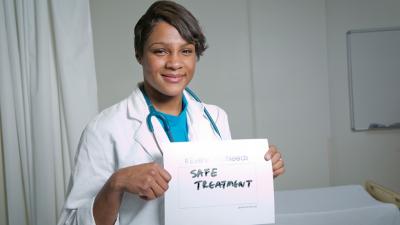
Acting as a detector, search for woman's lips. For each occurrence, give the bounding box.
[162,74,184,83]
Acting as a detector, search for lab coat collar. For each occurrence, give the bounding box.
[127,87,168,161]
[127,87,148,121]
[183,91,220,142]
[126,85,219,160]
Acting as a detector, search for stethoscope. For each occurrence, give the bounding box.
[139,85,221,143]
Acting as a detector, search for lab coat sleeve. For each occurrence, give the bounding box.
[57,119,119,225]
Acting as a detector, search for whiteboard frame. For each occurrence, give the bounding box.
[346,26,400,131]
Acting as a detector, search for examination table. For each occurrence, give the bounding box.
[274,185,400,225]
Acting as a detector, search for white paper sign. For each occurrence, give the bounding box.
[163,139,275,225]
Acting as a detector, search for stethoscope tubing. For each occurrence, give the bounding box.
[184,87,221,139]
[140,85,222,142]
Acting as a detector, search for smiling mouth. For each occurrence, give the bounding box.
[162,74,184,83]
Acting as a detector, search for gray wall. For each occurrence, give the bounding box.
[90,0,400,191]
[326,0,400,192]
[0,127,7,225]
[249,0,331,189]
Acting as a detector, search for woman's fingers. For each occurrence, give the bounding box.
[264,145,285,178]
[154,170,170,191]
[273,167,285,178]
[138,176,165,200]
[117,162,171,200]
[264,145,277,161]
[271,151,281,164]
[159,166,172,182]
[272,157,284,170]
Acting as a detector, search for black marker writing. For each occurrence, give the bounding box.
[190,168,218,178]
[193,180,253,190]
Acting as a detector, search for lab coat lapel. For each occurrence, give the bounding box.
[134,122,169,161]
[128,88,170,161]
[185,92,219,142]
[127,88,219,160]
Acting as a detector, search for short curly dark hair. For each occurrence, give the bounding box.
[134,0,207,61]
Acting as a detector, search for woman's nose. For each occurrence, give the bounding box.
[165,54,183,70]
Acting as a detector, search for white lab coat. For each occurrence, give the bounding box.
[57,86,232,225]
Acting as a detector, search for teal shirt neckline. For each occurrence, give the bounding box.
[141,92,189,142]
[157,95,189,142]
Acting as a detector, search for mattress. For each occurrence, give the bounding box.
[274,185,400,225]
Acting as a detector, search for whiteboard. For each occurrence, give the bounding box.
[347,27,400,131]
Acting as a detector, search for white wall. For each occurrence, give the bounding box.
[326,0,400,192]
[90,0,400,191]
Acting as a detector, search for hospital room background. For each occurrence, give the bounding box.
[0,0,399,225]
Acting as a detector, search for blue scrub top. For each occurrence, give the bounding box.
[157,95,189,142]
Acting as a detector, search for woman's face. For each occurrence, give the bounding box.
[139,21,196,100]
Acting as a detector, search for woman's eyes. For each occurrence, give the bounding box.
[181,49,193,55]
[151,48,194,56]
[153,49,168,55]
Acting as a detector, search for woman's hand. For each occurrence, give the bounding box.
[264,145,285,178]
[111,162,172,200]
[93,162,171,225]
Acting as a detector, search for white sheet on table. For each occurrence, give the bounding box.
[275,185,400,225]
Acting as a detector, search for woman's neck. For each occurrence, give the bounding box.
[143,84,183,116]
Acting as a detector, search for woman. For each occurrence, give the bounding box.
[58,1,285,225]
